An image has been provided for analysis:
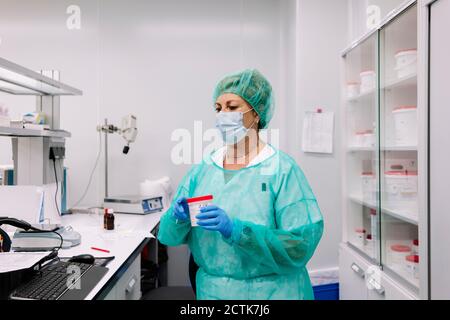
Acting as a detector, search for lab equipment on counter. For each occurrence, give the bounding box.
[359,70,376,93]
[12,225,81,251]
[187,195,213,227]
[103,195,163,215]
[140,176,173,209]
[103,208,115,230]
[394,49,417,79]
[392,106,418,146]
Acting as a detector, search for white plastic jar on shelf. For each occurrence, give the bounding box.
[359,70,376,93]
[354,228,366,247]
[394,49,417,79]
[404,254,419,280]
[361,172,376,203]
[390,244,412,268]
[412,239,419,254]
[384,170,418,206]
[347,82,360,99]
[392,106,418,147]
[354,130,375,148]
[365,234,374,256]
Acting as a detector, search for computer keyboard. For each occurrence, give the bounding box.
[11,260,105,300]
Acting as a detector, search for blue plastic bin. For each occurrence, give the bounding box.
[313,283,339,300]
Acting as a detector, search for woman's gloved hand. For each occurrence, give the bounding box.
[196,205,233,239]
[172,197,190,222]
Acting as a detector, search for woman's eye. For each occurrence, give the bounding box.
[229,106,239,110]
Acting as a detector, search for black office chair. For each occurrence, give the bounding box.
[142,254,199,300]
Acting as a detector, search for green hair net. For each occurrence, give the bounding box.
[213,69,274,129]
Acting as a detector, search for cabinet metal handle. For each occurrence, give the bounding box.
[367,277,385,296]
[126,275,137,293]
[351,263,365,278]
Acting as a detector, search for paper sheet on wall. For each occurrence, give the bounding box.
[302,111,334,154]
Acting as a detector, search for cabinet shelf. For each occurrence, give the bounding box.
[0,57,82,96]
[349,194,419,225]
[383,73,417,90]
[0,126,71,138]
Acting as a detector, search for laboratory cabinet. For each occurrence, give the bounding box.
[340,0,428,299]
[340,244,416,300]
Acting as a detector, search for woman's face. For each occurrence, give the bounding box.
[215,93,259,129]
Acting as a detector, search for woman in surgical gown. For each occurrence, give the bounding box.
[158,69,324,300]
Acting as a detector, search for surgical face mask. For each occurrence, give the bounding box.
[215,109,255,145]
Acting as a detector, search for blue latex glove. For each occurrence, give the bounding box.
[172,197,190,222]
[196,205,233,239]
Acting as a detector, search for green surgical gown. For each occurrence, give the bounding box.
[158,147,324,300]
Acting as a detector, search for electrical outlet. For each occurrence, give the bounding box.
[49,146,65,160]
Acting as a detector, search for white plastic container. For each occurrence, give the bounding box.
[412,239,419,254]
[361,172,376,203]
[354,228,366,247]
[395,49,417,78]
[347,82,360,99]
[390,244,412,268]
[384,170,418,205]
[187,195,213,227]
[354,130,375,148]
[365,234,374,256]
[392,106,418,147]
[405,254,419,279]
[360,70,376,93]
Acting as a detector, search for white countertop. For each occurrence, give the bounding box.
[58,211,163,299]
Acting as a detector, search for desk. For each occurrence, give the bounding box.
[59,211,163,299]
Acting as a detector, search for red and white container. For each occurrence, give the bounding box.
[390,244,412,267]
[395,49,417,78]
[354,228,366,247]
[412,239,419,254]
[187,195,213,227]
[405,254,419,279]
[360,70,376,93]
[347,82,360,99]
[384,170,418,204]
[370,209,378,241]
[392,106,417,147]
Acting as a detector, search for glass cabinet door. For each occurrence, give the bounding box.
[379,4,419,289]
[343,33,381,263]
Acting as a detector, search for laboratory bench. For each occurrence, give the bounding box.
[58,211,164,300]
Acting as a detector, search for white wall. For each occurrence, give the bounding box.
[294,0,348,271]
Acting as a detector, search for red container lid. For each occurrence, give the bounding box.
[393,105,417,112]
[395,48,417,55]
[370,209,377,216]
[385,170,418,176]
[406,255,419,263]
[355,228,366,233]
[360,70,375,75]
[361,171,375,176]
[187,195,213,203]
[413,239,419,246]
[347,81,360,85]
[391,244,411,252]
